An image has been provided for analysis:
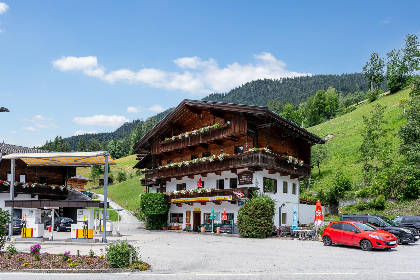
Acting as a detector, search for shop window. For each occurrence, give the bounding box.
[282,213,287,224]
[204,212,220,223]
[230,178,237,189]
[40,176,48,185]
[283,181,288,193]
[263,178,277,193]
[217,179,224,190]
[170,213,183,223]
[191,155,198,160]
[235,146,244,154]
[292,183,297,195]
[222,213,234,224]
[19,175,26,183]
[202,152,211,158]
[176,183,186,191]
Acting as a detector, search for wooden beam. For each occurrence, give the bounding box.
[230,168,237,174]
[176,176,182,180]
[268,170,277,175]
[198,143,209,149]
[290,175,299,179]
[229,201,237,204]
[215,171,222,176]
[201,173,207,177]
[188,175,195,179]
[200,202,207,205]
[214,201,222,205]
[186,105,203,116]
[209,108,225,119]
[279,172,289,177]
[168,122,182,131]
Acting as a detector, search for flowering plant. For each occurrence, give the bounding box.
[30,244,41,255]
[247,147,271,153]
[163,123,222,142]
[284,155,304,166]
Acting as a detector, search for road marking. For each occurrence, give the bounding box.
[290,273,358,275]
[196,274,260,276]
[391,272,420,274]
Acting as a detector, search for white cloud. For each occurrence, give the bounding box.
[127,104,165,114]
[11,131,15,133]
[127,106,141,113]
[379,18,391,25]
[35,123,48,128]
[73,115,129,127]
[148,104,165,113]
[73,130,98,136]
[22,126,37,131]
[53,53,311,95]
[0,2,9,14]
[23,115,53,122]
[0,29,3,34]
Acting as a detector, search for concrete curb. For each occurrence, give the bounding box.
[18,269,124,273]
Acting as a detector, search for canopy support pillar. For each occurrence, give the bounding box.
[8,159,15,241]
[102,153,109,243]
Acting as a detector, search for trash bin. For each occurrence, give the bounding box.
[216,227,220,234]
[201,226,205,233]
[48,226,52,232]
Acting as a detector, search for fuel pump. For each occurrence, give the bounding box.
[98,210,113,233]
[71,209,94,239]
[21,208,44,238]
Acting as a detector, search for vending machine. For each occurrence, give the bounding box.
[71,209,94,239]
[98,210,113,233]
[21,208,44,238]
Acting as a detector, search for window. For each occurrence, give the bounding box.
[176,183,186,191]
[204,212,221,223]
[76,185,81,189]
[201,181,205,188]
[403,217,414,223]
[156,188,161,193]
[281,213,287,224]
[367,217,381,227]
[202,152,211,158]
[292,183,297,195]
[263,178,277,193]
[170,213,183,223]
[230,178,237,189]
[235,146,244,154]
[283,181,288,193]
[19,175,26,183]
[40,176,48,185]
[7,174,12,181]
[330,223,343,230]
[217,179,224,190]
[342,223,358,232]
[191,155,198,160]
[68,184,72,188]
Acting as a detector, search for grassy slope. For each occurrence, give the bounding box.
[93,177,143,213]
[307,89,410,187]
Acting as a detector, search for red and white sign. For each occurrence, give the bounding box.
[233,190,244,198]
[197,178,202,188]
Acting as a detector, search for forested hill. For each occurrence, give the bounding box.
[202,73,387,106]
[55,73,386,152]
[63,108,173,151]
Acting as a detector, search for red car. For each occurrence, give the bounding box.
[322,221,398,251]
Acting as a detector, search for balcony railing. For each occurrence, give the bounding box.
[164,187,258,204]
[155,123,234,154]
[142,150,311,185]
[0,183,68,198]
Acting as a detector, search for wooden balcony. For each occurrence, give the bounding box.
[154,123,238,154]
[0,183,68,199]
[142,150,311,185]
[164,187,259,204]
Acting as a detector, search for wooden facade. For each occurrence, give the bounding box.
[134,99,325,187]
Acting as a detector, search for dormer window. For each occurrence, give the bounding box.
[235,146,244,154]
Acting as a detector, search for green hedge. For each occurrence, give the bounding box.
[140,193,169,230]
[237,194,275,238]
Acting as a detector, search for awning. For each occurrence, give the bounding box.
[5,200,109,208]
[1,151,116,166]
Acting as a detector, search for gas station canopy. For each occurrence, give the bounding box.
[1,151,116,166]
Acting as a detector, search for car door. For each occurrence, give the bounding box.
[413,217,420,229]
[328,223,343,244]
[340,223,360,245]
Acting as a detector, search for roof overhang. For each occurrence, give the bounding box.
[5,200,109,208]
[1,151,116,166]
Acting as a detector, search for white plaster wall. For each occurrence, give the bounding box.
[153,168,302,228]
[298,204,326,225]
[0,193,38,210]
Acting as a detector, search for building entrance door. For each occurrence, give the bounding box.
[193,212,201,232]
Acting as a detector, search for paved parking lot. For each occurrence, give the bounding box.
[5,229,420,279]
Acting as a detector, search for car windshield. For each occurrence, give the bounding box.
[392,217,403,223]
[379,216,397,227]
[13,220,21,225]
[62,218,73,223]
[353,222,378,231]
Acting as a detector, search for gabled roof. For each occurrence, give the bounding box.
[69,175,92,181]
[133,99,325,152]
[0,142,51,155]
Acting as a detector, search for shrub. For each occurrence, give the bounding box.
[140,193,169,230]
[7,244,18,255]
[117,171,127,182]
[237,194,275,238]
[106,240,139,268]
[145,214,168,230]
[0,209,11,250]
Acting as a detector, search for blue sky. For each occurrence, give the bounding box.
[0,0,419,148]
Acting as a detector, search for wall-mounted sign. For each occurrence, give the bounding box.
[171,196,232,203]
[194,208,201,212]
[238,201,244,206]
[238,171,253,185]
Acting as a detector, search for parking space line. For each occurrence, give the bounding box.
[196,274,260,276]
[391,272,420,274]
[290,273,358,275]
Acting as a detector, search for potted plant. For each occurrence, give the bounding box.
[185,223,191,232]
[162,222,168,231]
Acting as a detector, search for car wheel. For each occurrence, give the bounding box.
[397,236,402,245]
[360,239,372,251]
[56,226,60,232]
[323,236,332,246]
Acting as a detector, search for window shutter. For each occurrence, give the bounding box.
[274,180,277,194]
[186,211,191,223]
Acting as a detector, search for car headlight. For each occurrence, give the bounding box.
[400,228,412,234]
[369,234,384,239]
